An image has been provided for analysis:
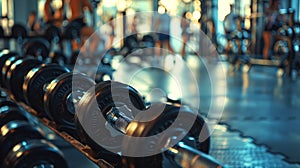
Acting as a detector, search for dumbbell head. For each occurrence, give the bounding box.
[0,50,19,86]
[1,55,23,88]
[121,103,210,168]
[75,81,146,153]
[124,34,139,50]
[0,120,45,165]
[44,72,95,128]
[274,41,289,56]
[24,38,50,61]
[75,81,210,167]
[23,64,70,113]
[3,139,67,168]
[45,25,61,43]
[0,100,31,128]
[6,57,43,102]
[11,24,27,39]
[142,34,155,48]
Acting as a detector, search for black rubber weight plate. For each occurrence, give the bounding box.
[23,64,70,113]
[7,58,42,102]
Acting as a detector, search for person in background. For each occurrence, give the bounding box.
[44,0,65,27]
[155,6,174,57]
[224,4,237,35]
[27,11,40,32]
[107,16,115,49]
[223,4,237,53]
[263,0,284,59]
[131,13,139,35]
[180,11,190,59]
[68,0,93,28]
[67,0,94,51]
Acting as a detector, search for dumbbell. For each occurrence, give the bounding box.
[5,56,92,129]
[120,103,218,168]
[20,64,94,134]
[73,81,144,166]
[0,49,19,86]
[3,52,69,102]
[0,99,68,167]
[0,100,37,162]
[1,54,28,89]
[3,139,68,168]
[22,64,70,113]
[0,121,44,164]
[0,120,68,168]
[121,34,139,56]
[74,81,220,167]
[43,72,95,132]
[0,100,32,128]
[23,37,51,61]
[5,57,43,101]
[11,24,28,43]
[45,24,62,44]
[21,37,67,65]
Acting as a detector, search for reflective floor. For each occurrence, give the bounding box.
[112,53,300,167]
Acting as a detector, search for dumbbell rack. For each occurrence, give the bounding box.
[2,88,115,168]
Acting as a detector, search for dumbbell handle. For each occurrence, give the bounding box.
[106,107,131,134]
[167,142,222,168]
[105,107,223,168]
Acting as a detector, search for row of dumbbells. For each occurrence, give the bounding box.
[0,90,68,167]
[0,49,222,167]
[1,23,110,67]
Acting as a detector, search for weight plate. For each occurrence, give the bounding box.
[122,103,210,168]
[75,81,145,153]
[23,64,70,113]
[141,34,155,48]
[0,104,30,128]
[45,25,61,43]
[6,57,43,102]
[11,24,27,39]
[1,55,22,88]
[124,34,139,51]
[0,51,19,86]
[24,38,50,61]
[3,139,67,168]
[44,72,95,127]
[0,121,44,165]
[4,140,67,167]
